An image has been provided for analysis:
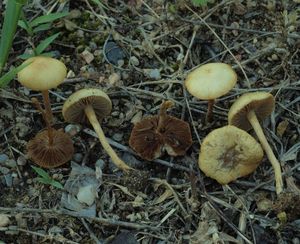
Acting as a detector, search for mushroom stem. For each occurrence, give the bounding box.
[247,110,283,195]
[84,105,132,172]
[157,101,174,132]
[206,99,215,123]
[31,97,54,145]
[42,90,53,125]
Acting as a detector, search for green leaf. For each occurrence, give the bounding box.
[31,166,51,180]
[0,0,26,74]
[17,20,29,31]
[0,60,33,88]
[192,0,208,6]
[33,23,52,33]
[18,53,34,60]
[30,12,69,27]
[50,180,64,189]
[37,177,52,185]
[35,32,60,55]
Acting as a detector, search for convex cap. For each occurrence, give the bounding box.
[62,88,112,124]
[185,62,237,100]
[18,56,67,91]
[228,92,275,131]
[199,125,263,184]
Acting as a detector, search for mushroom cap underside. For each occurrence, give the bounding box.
[18,56,67,91]
[129,115,192,161]
[228,92,275,131]
[27,129,74,168]
[199,125,263,184]
[62,88,112,124]
[184,62,237,100]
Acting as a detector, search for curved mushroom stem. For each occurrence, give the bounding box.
[31,97,54,145]
[247,110,283,195]
[84,105,132,172]
[157,100,174,132]
[205,99,215,124]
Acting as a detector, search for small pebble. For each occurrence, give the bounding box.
[148,69,161,80]
[5,159,17,168]
[95,159,105,170]
[65,124,81,137]
[112,133,123,142]
[129,56,139,66]
[0,166,9,174]
[77,184,96,206]
[17,156,27,166]
[0,154,8,164]
[0,214,10,227]
[73,153,83,163]
[4,174,13,187]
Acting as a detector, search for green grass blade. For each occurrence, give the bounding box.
[0,0,26,74]
[33,23,52,33]
[30,12,69,27]
[0,60,32,88]
[35,32,60,55]
[31,166,51,180]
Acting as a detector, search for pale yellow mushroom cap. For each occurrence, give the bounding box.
[228,92,275,131]
[184,63,237,100]
[18,56,67,91]
[62,88,112,124]
[199,125,263,185]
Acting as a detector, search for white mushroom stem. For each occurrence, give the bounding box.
[247,110,283,195]
[84,105,132,172]
[206,99,215,123]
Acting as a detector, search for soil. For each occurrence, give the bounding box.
[0,0,300,243]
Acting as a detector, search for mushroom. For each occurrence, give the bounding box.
[18,56,67,144]
[228,91,283,194]
[27,129,74,168]
[129,100,192,161]
[17,56,74,168]
[184,62,237,123]
[62,88,132,172]
[199,125,264,184]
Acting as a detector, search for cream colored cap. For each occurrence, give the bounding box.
[228,92,275,131]
[62,88,112,124]
[199,125,263,185]
[184,63,237,100]
[18,56,67,91]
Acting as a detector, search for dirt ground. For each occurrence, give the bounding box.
[0,0,300,243]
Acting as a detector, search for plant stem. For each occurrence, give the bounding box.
[84,105,132,172]
[247,110,283,195]
[205,99,215,123]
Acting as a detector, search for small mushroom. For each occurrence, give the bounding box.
[129,101,192,161]
[27,129,74,168]
[228,91,283,194]
[184,62,237,123]
[199,125,264,184]
[18,56,67,145]
[62,88,131,172]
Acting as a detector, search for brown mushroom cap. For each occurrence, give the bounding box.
[62,88,112,124]
[129,102,192,161]
[228,92,275,131]
[17,56,67,91]
[184,62,237,100]
[27,129,74,168]
[199,125,263,185]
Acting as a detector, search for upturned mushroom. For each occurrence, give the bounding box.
[62,88,132,172]
[129,100,192,161]
[199,125,264,184]
[17,56,74,168]
[228,92,283,194]
[184,62,237,123]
